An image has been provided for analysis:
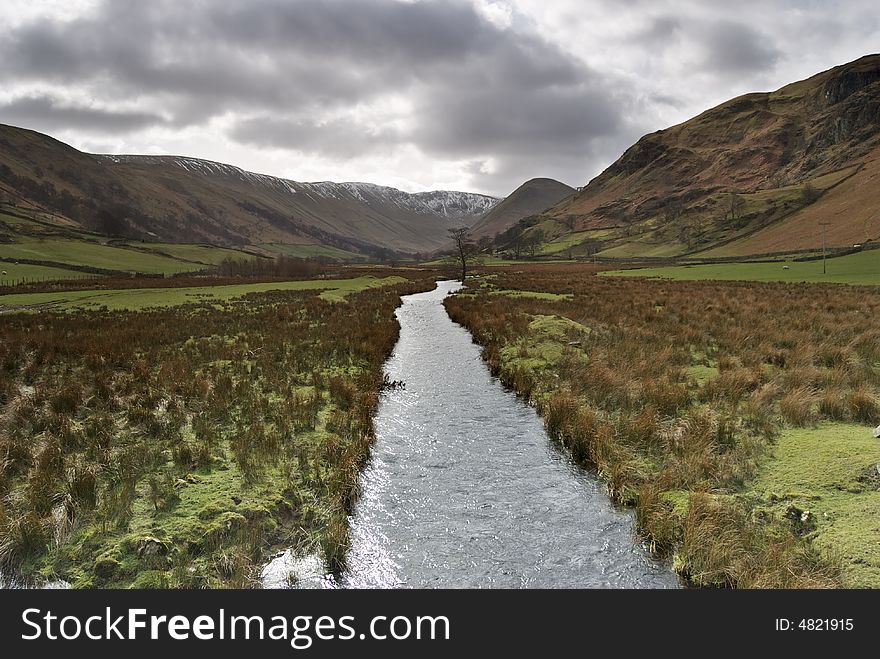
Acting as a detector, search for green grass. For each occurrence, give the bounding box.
[137,243,257,265]
[747,423,880,587]
[0,212,43,228]
[0,276,407,312]
[499,314,590,375]
[687,364,719,385]
[0,262,96,284]
[488,289,573,301]
[260,243,366,262]
[597,239,685,258]
[538,229,614,255]
[0,238,206,275]
[603,249,880,285]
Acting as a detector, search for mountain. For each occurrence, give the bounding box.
[509,54,880,259]
[0,124,499,255]
[469,178,576,239]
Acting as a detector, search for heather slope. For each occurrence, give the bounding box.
[470,178,575,239]
[507,55,880,258]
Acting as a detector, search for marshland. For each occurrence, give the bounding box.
[0,268,434,587]
[447,262,880,588]
[1,259,879,589]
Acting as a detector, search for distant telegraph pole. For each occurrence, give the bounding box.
[819,221,831,275]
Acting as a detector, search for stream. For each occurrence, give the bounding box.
[264,280,678,589]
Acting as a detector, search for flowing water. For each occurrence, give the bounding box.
[324,280,677,589]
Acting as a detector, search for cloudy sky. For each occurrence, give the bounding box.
[0,0,877,196]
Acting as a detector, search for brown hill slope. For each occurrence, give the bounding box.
[470,178,575,239]
[528,54,880,258]
[0,124,499,254]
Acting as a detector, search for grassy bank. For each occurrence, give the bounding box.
[0,274,432,587]
[447,264,880,587]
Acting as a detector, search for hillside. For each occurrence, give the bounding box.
[0,124,499,255]
[505,54,880,259]
[470,178,575,239]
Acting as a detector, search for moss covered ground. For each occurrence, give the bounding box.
[746,423,880,587]
[447,263,880,587]
[0,273,432,588]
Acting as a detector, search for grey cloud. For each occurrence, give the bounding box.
[698,20,782,76]
[0,0,508,117]
[634,15,682,47]
[230,117,404,159]
[415,83,624,160]
[0,95,166,133]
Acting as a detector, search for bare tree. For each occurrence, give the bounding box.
[677,217,700,249]
[727,192,745,224]
[523,229,544,257]
[663,199,685,224]
[582,239,602,257]
[801,182,820,205]
[448,226,477,281]
[508,234,524,259]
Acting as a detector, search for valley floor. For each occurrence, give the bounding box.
[3,260,878,589]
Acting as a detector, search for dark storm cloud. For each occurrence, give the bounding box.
[0,0,539,117]
[0,95,166,133]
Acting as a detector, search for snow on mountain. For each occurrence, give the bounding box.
[97,155,501,221]
[324,182,499,220]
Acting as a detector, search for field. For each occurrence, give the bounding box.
[603,249,880,285]
[0,237,245,277]
[447,263,880,587]
[260,243,366,262]
[747,423,880,587]
[0,263,93,286]
[537,229,615,256]
[1,205,261,281]
[135,243,257,266]
[0,276,408,312]
[0,272,432,587]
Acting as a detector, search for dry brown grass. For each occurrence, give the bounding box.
[0,273,434,586]
[445,265,880,587]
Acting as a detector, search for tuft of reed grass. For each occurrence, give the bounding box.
[445,263,870,588]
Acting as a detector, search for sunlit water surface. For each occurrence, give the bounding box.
[318,280,677,589]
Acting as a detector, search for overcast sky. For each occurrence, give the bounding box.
[0,0,877,196]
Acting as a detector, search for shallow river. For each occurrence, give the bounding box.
[331,280,678,588]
